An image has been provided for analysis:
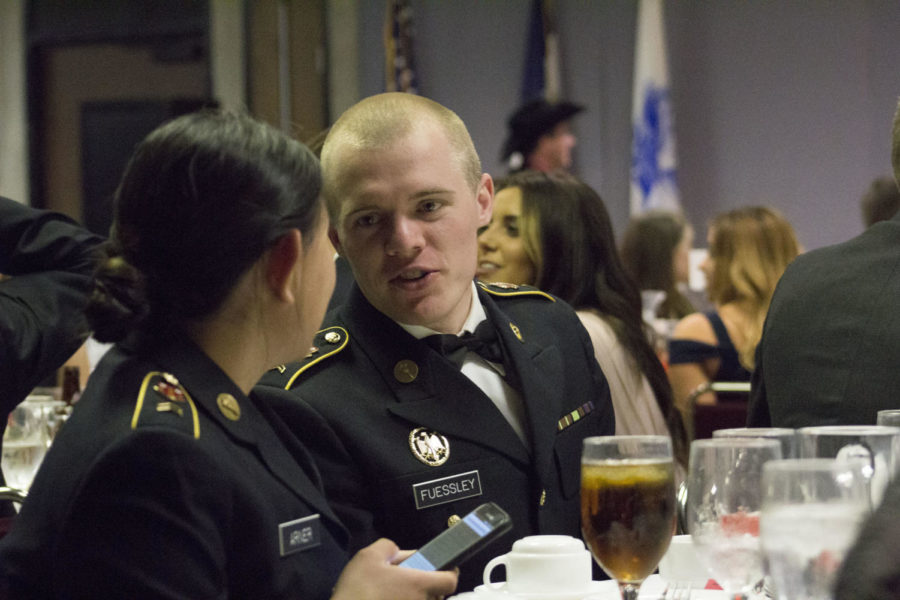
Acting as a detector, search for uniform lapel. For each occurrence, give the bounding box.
[343,286,530,465]
[152,337,344,527]
[247,395,345,528]
[480,289,566,478]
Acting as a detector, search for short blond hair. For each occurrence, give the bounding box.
[320,93,482,221]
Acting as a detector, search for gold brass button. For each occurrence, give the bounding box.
[324,331,341,344]
[447,514,461,527]
[393,360,419,383]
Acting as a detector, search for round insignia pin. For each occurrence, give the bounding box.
[408,427,450,466]
[447,514,461,527]
[324,331,341,344]
[216,393,241,421]
[393,359,419,383]
[509,322,523,341]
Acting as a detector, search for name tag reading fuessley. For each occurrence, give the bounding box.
[279,514,321,557]
[412,470,482,509]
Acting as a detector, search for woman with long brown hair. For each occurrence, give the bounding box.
[620,210,696,320]
[477,170,688,469]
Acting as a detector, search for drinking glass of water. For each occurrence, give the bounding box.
[760,458,870,600]
[2,399,49,490]
[797,425,900,507]
[687,438,782,600]
[713,427,797,458]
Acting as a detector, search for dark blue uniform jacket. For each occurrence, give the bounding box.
[256,282,615,591]
[0,334,348,599]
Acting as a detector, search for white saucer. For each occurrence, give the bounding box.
[455,580,618,600]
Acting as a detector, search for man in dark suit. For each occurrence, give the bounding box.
[0,197,103,514]
[748,101,900,427]
[256,92,615,591]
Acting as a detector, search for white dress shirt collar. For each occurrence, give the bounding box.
[398,282,485,340]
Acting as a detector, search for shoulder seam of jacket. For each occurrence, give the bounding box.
[477,281,556,302]
[285,326,350,389]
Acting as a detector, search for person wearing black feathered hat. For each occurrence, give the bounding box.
[501,99,583,173]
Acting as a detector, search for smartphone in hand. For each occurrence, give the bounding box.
[399,502,512,571]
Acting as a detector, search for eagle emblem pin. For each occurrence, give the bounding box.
[408,427,450,467]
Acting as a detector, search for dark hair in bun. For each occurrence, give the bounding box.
[87,110,323,343]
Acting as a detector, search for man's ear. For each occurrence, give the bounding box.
[475,173,494,227]
[266,229,303,303]
[328,226,343,256]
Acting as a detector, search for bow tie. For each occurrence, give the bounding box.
[425,320,504,369]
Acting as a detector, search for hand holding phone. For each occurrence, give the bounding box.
[399,502,512,571]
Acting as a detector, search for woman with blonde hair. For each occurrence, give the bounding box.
[667,206,800,423]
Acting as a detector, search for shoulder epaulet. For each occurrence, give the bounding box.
[131,371,200,438]
[476,280,556,302]
[267,325,349,391]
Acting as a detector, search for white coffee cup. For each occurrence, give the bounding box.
[482,535,592,594]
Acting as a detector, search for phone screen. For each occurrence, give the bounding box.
[399,502,511,571]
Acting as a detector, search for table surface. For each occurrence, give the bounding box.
[450,574,727,600]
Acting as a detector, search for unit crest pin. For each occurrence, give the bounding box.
[217,393,241,421]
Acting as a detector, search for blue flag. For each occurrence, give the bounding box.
[520,0,561,103]
[521,0,545,101]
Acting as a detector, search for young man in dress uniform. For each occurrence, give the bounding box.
[255,93,615,591]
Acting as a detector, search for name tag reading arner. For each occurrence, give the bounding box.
[279,514,321,557]
[413,470,482,510]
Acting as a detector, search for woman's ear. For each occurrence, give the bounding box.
[266,229,303,303]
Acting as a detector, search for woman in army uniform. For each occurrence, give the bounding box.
[0,111,456,600]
